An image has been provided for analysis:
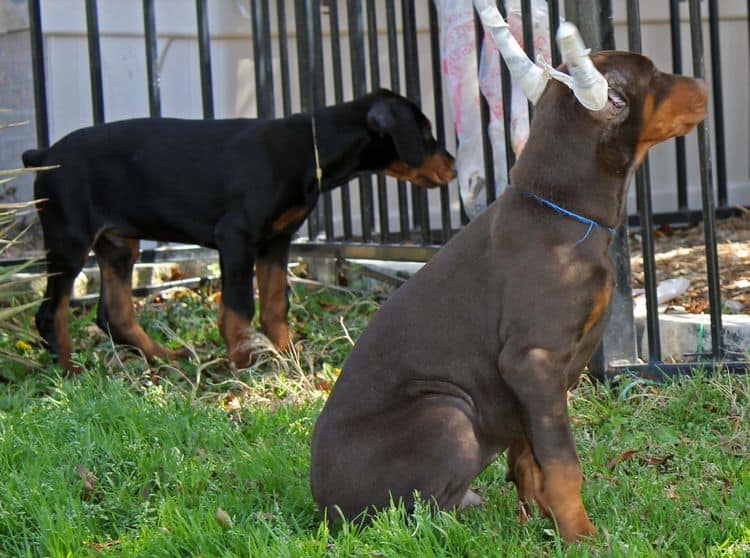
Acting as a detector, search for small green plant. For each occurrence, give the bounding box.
[0,114,53,373]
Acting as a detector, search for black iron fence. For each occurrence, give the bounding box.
[22,0,750,377]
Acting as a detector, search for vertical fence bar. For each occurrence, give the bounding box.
[565,0,604,50]
[295,0,319,239]
[402,1,431,243]
[85,0,105,124]
[295,0,312,112]
[276,0,292,117]
[627,0,661,363]
[386,0,411,242]
[309,0,333,240]
[599,0,615,50]
[366,0,391,243]
[142,0,161,117]
[587,0,637,377]
[28,0,49,147]
[294,0,313,112]
[429,1,453,242]
[309,0,325,110]
[498,1,516,178]
[347,0,373,242]
[474,12,497,208]
[688,0,724,359]
[707,0,727,208]
[251,0,275,118]
[520,0,534,119]
[328,1,352,240]
[669,0,688,211]
[195,0,214,119]
[547,0,561,66]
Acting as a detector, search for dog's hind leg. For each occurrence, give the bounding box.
[312,396,485,521]
[93,232,186,362]
[36,246,88,374]
[255,234,292,352]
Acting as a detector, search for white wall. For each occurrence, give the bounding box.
[33,0,750,237]
[612,0,750,215]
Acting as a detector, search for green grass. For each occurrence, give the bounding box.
[0,284,748,557]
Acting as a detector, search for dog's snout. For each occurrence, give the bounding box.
[437,150,457,183]
[695,78,708,97]
[693,78,708,113]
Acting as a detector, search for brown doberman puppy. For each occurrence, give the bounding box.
[311,52,707,541]
[23,89,455,373]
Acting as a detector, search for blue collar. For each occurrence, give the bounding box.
[523,192,616,244]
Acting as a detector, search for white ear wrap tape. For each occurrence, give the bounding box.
[473,1,608,112]
[474,1,550,105]
[556,22,609,111]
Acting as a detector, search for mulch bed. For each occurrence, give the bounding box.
[629,213,750,315]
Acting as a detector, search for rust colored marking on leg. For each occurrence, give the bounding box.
[98,240,186,362]
[218,303,254,367]
[271,207,309,234]
[255,258,290,352]
[506,437,549,520]
[582,284,613,335]
[53,294,77,374]
[541,459,597,543]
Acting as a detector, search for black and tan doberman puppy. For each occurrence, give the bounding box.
[311,52,707,541]
[24,89,455,373]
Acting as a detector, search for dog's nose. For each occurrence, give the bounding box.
[441,152,457,182]
[695,78,708,96]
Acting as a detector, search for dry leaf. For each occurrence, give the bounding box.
[76,464,97,498]
[605,449,640,471]
[88,540,122,551]
[517,501,530,524]
[641,454,674,469]
[250,511,279,522]
[76,464,97,491]
[216,507,233,530]
[312,374,333,392]
[168,267,185,281]
[223,393,241,411]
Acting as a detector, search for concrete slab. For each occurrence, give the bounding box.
[641,313,750,361]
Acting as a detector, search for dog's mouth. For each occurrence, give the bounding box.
[382,154,456,188]
[383,170,451,189]
[412,174,445,188]
[669,108,707,138]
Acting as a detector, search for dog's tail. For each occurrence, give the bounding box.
[22,148,47,168]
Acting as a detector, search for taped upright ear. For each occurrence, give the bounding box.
[366,99,425,168]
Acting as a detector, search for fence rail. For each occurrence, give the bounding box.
[21,0,750,378]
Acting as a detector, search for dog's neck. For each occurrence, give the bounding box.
[510,100,634,230]
[307,95,398,193]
